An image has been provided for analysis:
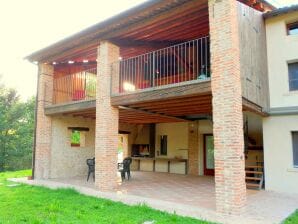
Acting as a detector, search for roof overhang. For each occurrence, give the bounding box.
[25,0,191,62]
[26,0,275,63]
[263,4,298,19]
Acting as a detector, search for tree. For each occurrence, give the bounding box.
[0,80,35,171]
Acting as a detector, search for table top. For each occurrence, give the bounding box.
[132,157,187,162]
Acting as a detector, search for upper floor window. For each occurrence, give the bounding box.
[292,132,298,167]
[288,62,298,91]
[287,22,298,35]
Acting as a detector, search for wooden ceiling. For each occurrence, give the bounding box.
[60,93,267,124]
[48,0,274,65]
[51,0,209,64]
[62,93,213,124]
[28,0,274,64]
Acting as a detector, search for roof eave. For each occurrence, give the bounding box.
[25,0,163,62]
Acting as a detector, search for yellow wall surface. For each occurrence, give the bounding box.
[155,122,189,174]
[263,115,298,194]
[265,12,298,108]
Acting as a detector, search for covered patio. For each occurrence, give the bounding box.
[14,171,298,224]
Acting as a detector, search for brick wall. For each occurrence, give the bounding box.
[34,64,53,179]
[95,41,120,191]
[208,0,246,214]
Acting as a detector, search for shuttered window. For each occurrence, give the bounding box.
[292,132,298,167]
[288,62,298,91]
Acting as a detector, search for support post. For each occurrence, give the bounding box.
[188,121,199,175]
[34,63,54,179]
[208,0,246,214]
[95,41,120,191]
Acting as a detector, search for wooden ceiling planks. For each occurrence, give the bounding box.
[47,0,209,63]
[59,95,268,124]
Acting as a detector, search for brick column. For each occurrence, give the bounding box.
[208,0,246,214]
[34,64,54,179]
[188,121,199,175]
[95,41,120,191]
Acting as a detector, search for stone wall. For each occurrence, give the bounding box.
[50,116,95,178]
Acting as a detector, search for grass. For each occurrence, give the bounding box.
[284,210,298,224]
[0,170,211,224]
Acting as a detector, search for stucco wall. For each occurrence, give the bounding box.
[50,116,95,178]
[265,11,298,108]
[155,122,189,174]
[263,115,298,194]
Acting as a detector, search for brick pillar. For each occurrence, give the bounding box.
[188,121,199,175]
[208,0,246,214]
[34,64,54,179]
[95,41,120,191]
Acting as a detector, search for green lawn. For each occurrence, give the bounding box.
[284,210,298,224]
[0,170,210,224]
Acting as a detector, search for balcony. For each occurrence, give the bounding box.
[53,68,97,105]
[111,36,210,97]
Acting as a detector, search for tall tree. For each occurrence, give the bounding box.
[0,81,34,171]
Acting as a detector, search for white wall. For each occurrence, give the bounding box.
[50,116,95,178]
[265,12,298,108]
[263,115,298,194]
[263,12,298,194]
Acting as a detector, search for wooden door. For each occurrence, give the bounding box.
[204,134,214,176]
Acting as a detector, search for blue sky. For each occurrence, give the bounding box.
[0,0,296,100]
[268,0,298,7]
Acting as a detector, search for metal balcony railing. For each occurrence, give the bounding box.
[53,68,97,104]
[111,36,210,95]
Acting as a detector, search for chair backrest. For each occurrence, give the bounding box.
[123,157,132,164]
[122,157,132,171]
[86,158,95,167]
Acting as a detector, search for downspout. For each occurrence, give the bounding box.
[31,63,40,179]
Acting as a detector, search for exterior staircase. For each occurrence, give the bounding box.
[245,165,264,190]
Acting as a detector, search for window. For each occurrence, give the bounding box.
[292,132,298,167]
[160,135,167,155]
[288,62,298,91]
[70,130,85,147]
[287,22,298,35]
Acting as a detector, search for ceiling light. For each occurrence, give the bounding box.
[68,60,74,64]
[83,60,89,63]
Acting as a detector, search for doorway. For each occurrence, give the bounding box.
[203,134,214,176]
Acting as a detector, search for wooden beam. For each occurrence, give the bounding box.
[242,98,268,117]
[45,100,96,115]
[119,106,189,122]
[111,80,211,106]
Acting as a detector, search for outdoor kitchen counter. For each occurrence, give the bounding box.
[132,157,188,174]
